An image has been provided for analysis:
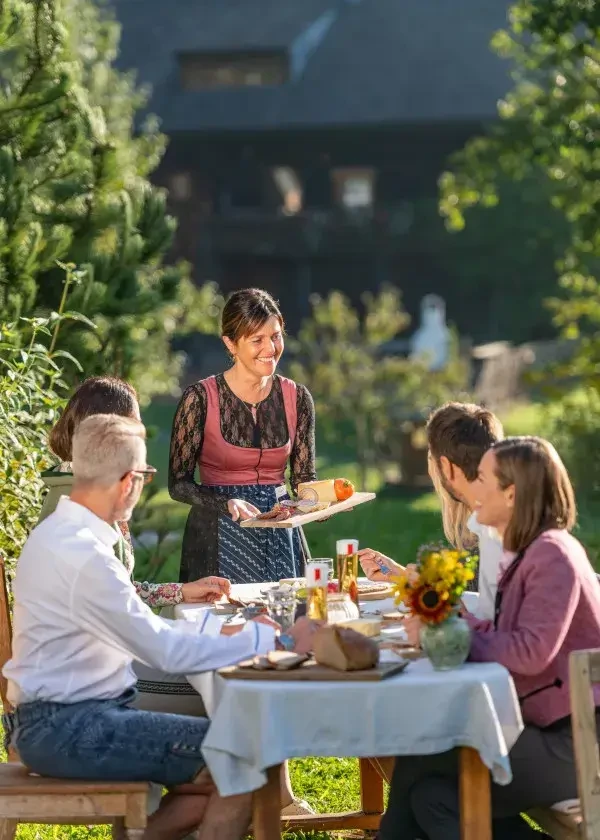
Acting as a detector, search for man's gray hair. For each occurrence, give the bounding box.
[72,414,146,487]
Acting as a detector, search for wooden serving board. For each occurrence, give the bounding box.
[218,658,408,681]
[240,491,376,529]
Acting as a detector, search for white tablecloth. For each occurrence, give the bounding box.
[194,659,522,796]
[175,585,523,798]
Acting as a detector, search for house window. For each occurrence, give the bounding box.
[272,167,303,215]
[332,168,376,210]
[170,173,192,201]
[179,51,288,91]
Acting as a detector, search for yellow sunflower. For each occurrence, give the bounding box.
[409,584,453,625]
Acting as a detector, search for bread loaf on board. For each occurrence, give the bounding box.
[313,626,379,671]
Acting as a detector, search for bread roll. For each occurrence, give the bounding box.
[313,626,379,671]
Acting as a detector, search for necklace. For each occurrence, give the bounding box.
[226,373,272,407]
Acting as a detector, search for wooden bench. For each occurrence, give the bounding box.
[528,648,600,840]
[0,556,149,839]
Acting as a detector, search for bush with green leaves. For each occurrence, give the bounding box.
[545,388,600,503]
[0,312,81,568]
[543,388,600,564]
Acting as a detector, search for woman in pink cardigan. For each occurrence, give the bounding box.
[379,436,600,840]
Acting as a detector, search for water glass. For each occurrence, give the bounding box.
[265,587,298,631]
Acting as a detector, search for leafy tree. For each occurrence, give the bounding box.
[289,288,469,488]
[0,0,220,402]
[439,0,599,384]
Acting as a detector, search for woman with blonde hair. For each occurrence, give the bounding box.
[381,436,600,839]
[360,402,504,619]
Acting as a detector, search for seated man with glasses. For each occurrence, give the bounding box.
[3,414,318,840]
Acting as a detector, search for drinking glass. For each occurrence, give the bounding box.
[265,587,298,631]
[311,557,334,581]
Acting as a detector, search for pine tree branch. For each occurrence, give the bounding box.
[33,166,79,190]
[19,0,59,98]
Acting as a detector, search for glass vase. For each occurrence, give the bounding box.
[420,612,471,671]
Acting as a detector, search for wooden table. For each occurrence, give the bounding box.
[252,750,491,840]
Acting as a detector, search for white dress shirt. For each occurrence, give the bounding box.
[466,512,503,621]
[4,497,276,706]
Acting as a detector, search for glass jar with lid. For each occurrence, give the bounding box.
[327,593,360,624]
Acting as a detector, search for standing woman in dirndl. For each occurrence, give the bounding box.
[168,287,316,585]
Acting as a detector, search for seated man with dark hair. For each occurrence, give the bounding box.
[360,402,504,620]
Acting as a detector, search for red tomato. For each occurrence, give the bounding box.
[334,478,355,501]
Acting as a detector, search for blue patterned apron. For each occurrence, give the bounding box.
[208,484,304,584]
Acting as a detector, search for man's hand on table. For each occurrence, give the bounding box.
[181,576,232,603]
[284,616,324,654]
[217,610,322,652]
[220,614,281,636]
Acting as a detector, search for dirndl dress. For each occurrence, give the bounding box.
[179,374,307,584]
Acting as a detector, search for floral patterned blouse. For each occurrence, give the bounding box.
[55,464,184,608]
[114,521,184,608]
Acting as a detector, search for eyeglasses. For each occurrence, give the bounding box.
[122,466,157,485]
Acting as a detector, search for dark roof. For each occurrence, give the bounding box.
[110,0,514,132]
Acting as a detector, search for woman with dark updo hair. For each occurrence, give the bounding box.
[40,376,229,608]
[168,287,317,586]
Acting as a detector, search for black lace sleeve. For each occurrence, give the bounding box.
[290,384,317,492]
[168,384,230,514]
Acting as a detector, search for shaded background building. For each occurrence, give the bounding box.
[109,0,564,343]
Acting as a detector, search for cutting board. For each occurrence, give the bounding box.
[218,658,409,681]
[241,492,375,528]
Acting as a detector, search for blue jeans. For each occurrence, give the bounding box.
[6,689,209,787]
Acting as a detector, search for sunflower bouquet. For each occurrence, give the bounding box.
[392,543,477,625]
